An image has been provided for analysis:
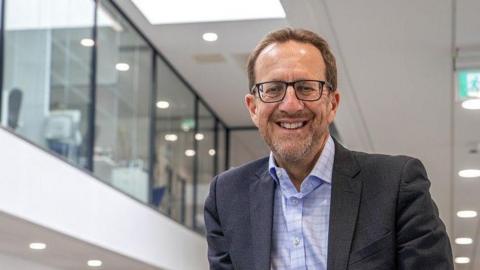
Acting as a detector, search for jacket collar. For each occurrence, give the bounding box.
[327,139,362,270]
[250,167,275,270]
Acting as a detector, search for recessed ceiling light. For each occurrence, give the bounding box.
[462,99,480,110]
[156,101,170,109]
[455,257,470,264]
[457,210,477,218]
[458,169,480,178]
[87,260,103,267]
[195,133,205,141]
[185,149,196,157]
[29,242,46,250]
[164,134,178,142]
[80,38,95,47]
[115,63,130,71]
[131,0,285,24]
[209,149,216,156]
[203,32,218,42]
[455,237,473,245]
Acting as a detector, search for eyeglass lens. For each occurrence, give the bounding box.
[259,80,323,102]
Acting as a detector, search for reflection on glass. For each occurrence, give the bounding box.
[154,57,195,227]
[2,0,94,168]
[94,0,152,203]
[195,103,215,232]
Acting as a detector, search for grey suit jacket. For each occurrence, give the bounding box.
[204,141,453,270]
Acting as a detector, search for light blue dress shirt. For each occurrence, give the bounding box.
[269,135,334,270]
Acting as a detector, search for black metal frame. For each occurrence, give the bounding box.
[192,96,199,230]
[180,178,186,224]
[213,119,219,174]
[86,0,98,171]
[148,51,157,205]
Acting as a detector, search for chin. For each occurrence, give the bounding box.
[271,140,312,163]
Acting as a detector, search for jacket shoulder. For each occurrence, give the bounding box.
[215,156,269,186]
[351,150,417,173]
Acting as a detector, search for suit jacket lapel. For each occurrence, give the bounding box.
[327,141,362,270]
[249,167,275,270]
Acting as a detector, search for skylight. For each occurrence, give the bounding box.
[131,0,286,24]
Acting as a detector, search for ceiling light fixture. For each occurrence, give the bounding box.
[455,237,473,245]
[80,38,95,47]
[115,63,130,71]
[131,0,286,24]
[164,134,178,142]
[156,101,170,109]
[455,257,470,264]
[185,149,196,157]
[462,99,480,110]
[195,133,205,141]
[457,210,477,218]
[87,260,103,267]
[458,169,480,178]
[29,243,46,250]
[209,149,216,156]
[203,32,218,42]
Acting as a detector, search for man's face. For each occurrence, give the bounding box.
[245,41,340,163]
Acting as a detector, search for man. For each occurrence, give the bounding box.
[204,28,453,270]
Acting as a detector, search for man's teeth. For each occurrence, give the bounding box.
[280,122,304,129]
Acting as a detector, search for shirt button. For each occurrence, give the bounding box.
[293,237,300,246]
[291,198,298,205]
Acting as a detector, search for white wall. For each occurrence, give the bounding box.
[0,128,208,270]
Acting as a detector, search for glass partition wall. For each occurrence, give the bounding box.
[0,0,229,233]
[154,57,195,227]
[2,0,95,168]
[95,0,153,203]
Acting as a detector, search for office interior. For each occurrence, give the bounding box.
[0,0,479,269]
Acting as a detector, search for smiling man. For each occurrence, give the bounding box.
[204,28,453,270]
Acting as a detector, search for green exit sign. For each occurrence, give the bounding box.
[458,70,480,98]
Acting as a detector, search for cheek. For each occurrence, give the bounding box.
[311,106,329,126]
[257,107,275,127]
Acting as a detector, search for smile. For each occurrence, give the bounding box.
[277,121,308,130]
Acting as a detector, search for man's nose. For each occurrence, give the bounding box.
[279,86,304,112]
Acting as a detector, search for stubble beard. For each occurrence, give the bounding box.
[271,133,313,163]
[260,121,322,164]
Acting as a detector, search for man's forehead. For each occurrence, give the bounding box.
[254,41,326,76]
[258,41,313,59]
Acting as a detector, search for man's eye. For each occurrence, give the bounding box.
[297,86,315,93]
[264,86,283,94]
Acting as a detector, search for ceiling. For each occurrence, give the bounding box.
[0,211,161,270]
[115,0,480,268]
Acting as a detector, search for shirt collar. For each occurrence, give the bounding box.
[268,135,335,185]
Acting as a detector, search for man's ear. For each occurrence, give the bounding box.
[245,93,259,127]
[327,90,340,124]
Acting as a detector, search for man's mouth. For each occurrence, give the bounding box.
[276,121,308,130]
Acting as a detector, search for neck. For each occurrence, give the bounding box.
[274,134,330,191]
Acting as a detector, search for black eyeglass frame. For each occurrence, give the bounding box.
[250,80,333,103]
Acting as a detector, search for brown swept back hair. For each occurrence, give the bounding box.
[247,28,337,92]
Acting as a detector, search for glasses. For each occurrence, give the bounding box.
[251,80,332,103]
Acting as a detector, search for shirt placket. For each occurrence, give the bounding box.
[284,194,305,269]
